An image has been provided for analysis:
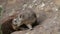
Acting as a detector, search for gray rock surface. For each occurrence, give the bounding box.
[0,0,60,34]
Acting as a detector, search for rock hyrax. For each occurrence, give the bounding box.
[12,10,37,30]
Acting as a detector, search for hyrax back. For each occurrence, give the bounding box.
[12,9,37,30]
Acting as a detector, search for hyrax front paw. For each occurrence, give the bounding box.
[26,24,33,30]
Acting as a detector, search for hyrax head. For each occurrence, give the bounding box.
[12,17,22,27]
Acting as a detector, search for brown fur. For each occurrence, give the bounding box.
[1,9,37,34]
[12,9,37,30]
[1,19,16,34]
[1,12,19,34]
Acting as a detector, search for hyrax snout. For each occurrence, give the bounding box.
[12,10,37,30]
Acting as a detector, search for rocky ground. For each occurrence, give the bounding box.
[0,0,60,34]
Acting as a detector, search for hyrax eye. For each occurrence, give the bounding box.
[15,20,17,22]
[14,19,17,22]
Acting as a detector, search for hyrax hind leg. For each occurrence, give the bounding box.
[26,24,32,30]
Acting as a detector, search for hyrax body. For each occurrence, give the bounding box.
[12,10,37,30]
